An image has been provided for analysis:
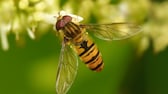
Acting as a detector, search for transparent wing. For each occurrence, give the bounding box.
[80,23,141,41]
[56,40,78,94]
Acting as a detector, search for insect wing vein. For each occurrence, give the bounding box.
[56,41,78,94]
[81,23,141,41]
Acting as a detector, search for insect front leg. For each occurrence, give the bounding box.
[63,36,71,45]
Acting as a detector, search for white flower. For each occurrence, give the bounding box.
[40,10,84,25]
[0,23,11,51]
[57,10,84,23]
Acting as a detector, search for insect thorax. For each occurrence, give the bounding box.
[62,22,84,42]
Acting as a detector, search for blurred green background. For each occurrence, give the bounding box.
[0,0,168,94]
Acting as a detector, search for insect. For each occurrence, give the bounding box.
[55,11,141,94]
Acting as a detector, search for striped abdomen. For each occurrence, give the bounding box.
[74,38,104,72]
[62,22,104,72]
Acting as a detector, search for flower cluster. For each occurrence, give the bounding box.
[0,0,59,50]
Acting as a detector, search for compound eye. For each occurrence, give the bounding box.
[55,20,65,31]
[62,15,72,23]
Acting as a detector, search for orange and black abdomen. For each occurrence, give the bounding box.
[56,15,104,72]
[74,37,104,72]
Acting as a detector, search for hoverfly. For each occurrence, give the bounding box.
[54,11,141,94]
